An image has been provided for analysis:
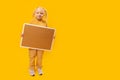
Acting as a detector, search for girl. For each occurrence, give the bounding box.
[22,7,48,76]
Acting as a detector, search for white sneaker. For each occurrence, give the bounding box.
[38,68,43,75]
[29,69,35,76]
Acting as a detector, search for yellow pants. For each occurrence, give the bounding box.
[29,48,44,70]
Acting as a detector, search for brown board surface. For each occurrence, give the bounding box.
[20,23,55,50]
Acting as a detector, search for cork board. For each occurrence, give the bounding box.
[20,23,55,51]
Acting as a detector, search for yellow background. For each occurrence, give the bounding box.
[0,0,119,80]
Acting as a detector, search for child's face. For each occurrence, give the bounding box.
[34,8,45,20]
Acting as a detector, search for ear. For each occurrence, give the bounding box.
[42,8,48,22]
[44,8,47,17]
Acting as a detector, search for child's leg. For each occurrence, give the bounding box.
[29,48,37,70]
[36,50,44,69]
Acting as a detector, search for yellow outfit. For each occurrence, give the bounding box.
[29,13,47,70]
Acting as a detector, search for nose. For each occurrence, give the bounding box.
[39,15,42,17]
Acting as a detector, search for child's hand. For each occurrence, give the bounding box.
[53,36,55,39]
[21,33,24,37]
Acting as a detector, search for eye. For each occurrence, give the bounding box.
[40,12,44,14]
[36,12,39,14]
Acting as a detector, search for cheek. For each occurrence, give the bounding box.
[35,14,39,17]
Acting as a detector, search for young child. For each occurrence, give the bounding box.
[22,7,48,76]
